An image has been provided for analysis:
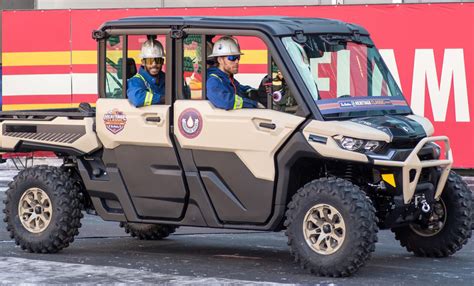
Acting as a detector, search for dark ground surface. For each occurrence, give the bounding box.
[0,165,473,284]
[0,190,473,285]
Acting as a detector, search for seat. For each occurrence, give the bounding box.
[117,58,137,80]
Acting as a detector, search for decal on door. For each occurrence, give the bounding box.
[178,108,203,139]
[103,109,127,134]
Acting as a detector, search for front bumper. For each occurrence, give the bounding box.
[371,136,452,204]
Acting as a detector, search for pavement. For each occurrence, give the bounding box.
[0,196,473,285]
[0,158,473,284]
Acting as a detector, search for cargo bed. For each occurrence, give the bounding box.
[0,107,100,155]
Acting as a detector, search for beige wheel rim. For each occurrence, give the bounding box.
[303,204,346,255]
[18,188,53,233]
[410,199,447,237]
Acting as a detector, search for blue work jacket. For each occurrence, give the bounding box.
[206,67,258,110]
[127,67,165,107]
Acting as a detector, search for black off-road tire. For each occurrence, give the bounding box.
[284,177,378,277]
[471,196,474,230]
[392,171,472,257]
[2,166,83,253]
[471,189,474,230]
[120,222,178,240]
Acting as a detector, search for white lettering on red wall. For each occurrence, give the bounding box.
[411,49,469,122]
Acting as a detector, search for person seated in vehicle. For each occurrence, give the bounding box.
[206,36,260,110]
[127,38,166,107]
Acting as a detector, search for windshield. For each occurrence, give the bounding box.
[282,35,411,119]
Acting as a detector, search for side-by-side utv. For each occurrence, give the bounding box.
[1,16,472,277]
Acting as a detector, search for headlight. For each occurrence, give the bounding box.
[363,140,381,152]
[340,137,364,151]
[337,137,383,152]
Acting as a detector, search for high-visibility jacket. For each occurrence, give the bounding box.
[127,67,165,107]
[206,67,258,110]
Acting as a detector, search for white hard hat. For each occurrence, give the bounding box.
[208,36,243,58]
[139,39,165,59]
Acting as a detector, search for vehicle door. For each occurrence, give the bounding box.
[96,33,187,220]
[173,33,305,224]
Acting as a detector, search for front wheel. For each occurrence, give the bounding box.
[284,177,378,277]
[392,171,472,257]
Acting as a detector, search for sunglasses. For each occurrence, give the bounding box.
[227,55,241,62]
[144,57,164,65]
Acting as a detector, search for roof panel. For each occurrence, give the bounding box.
[99,16,369,36]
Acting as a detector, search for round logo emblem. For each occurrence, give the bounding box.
[178,108,203,139]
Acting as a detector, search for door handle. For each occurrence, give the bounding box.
[146,116,161,122]
[259,122,276,130]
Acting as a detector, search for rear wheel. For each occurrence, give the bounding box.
[284,177,378,277]
[120,222,177,240]
[3,166,83,253]
[392,171,472,257]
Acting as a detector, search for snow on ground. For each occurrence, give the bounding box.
[0,257,290,285]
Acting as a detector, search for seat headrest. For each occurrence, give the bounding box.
[117,58,137,80]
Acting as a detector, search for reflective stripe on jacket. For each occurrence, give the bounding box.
[127,67,165,107]
[206,67,258,110]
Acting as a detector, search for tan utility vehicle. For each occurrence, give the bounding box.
[1,17,472,277]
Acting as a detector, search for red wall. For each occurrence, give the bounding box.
[2,3,473,167]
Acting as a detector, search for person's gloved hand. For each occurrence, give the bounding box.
[260,75,273,96]
[246,89,259,101]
